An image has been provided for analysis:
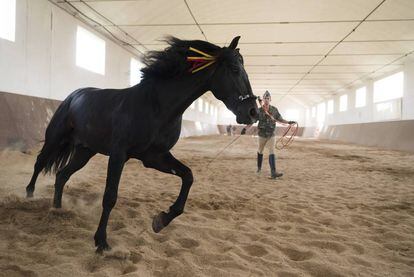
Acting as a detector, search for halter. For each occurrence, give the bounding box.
[239,94,257,102]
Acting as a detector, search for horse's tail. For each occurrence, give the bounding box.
[41,92,76,174]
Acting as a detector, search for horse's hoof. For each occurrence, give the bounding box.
[152,212,167,233]
[95,243,111,254]
[26,191,33,198]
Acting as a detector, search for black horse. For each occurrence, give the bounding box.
[25,36,258,253]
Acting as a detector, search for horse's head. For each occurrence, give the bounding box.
[208,37,259,124]
[142,36,259,124]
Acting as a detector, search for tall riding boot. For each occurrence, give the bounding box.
[269,154,283,179]
[257,153,263,173]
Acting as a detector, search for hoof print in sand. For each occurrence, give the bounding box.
[280,247,314,261]
[176,238,200,249]
[243,244,268,257]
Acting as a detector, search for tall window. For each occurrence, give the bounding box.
[355,87,366,108]
[311,106,316,117]
[205,102,209,114]
[327,99,334,114]
[285,109,299,122]
[198,98,203,112]
[0,0,16,42]
[339,94,348,112]
[317,102,326,126]
[130,58,143,86]
[76,26,106,75]
[373,71,404,103]
[195,121,202,131]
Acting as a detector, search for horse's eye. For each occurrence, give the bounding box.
[231,65,240,73]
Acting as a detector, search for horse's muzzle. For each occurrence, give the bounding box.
[249,107,259,123]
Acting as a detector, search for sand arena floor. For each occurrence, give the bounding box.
[0,135,413,277]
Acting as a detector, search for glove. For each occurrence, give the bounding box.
[241,128,247,135]
[288,121,296,125]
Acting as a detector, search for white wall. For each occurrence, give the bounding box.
[183,98,218,125]
[277,96,306,126]
[0,0,132,100]
[306,59,414,129]
[325,83,374,126]
[217,106,236,125]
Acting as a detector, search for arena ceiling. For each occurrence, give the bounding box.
[53,0,414,107]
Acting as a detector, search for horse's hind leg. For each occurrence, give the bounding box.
[53,145,95,208]
[26,145,51,198]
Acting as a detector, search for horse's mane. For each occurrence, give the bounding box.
[141,37,222,79]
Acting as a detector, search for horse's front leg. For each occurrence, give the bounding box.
[94,151,126,253]
[142,152,193,233]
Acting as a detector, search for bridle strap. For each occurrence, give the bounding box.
[188,47,214,58]
[187,47,216,73]
[239,94,257,101]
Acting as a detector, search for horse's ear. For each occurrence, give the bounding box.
[229,36,241,49]
[235,48,240,52]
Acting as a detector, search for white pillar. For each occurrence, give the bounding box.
[403,60,414,120]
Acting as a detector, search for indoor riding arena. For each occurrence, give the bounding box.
[1,1,414,276]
